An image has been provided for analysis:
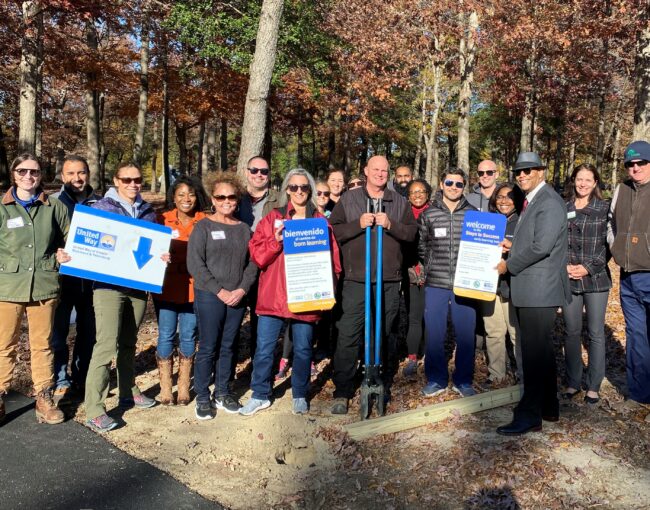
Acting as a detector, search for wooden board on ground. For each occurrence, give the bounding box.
[344,385,522,441]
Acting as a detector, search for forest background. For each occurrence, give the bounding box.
[1,0,649,194]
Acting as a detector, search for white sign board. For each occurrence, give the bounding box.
[59,204,172,293]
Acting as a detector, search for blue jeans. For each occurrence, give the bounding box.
[51,275,96,389]
[154,300,197,358]
[620,271,650,403]
[251,316,313,400]
[193,289,246,403]
[423,286,476,387]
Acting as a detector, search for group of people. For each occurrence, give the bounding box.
[0,139,649,436]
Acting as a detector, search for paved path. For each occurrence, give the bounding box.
[0,391,219,510]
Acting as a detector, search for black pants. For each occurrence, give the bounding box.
[514,306,559,423]
[333,280,400,399]
[405,284,425,356]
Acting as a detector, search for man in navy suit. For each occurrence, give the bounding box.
[495,152,571,435]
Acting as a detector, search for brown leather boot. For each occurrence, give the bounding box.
[177,354,194,406]
[0,392,5,424]
[157,355,175,405]
[35,389,64,424]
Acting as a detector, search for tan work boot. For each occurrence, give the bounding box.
[177,354,194,406]
[35,389,65,424]
[0,392,5,424]
[157,355,175,405]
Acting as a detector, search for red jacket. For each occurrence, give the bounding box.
[249,205,342,322]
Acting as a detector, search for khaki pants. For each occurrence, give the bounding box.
[0,299,57,394]
[482,295,522,382]
[84,289,147,420]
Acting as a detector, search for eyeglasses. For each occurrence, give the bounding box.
[625,160,649,169]
[116,177,142,185]
[316,191,331,197]
[14,168,41,177]
[514,168,535,176]
[348,181,363,189]
[409,190,427,196]
[288,184,310,193]
[248,167,270,176]
[477,170,496,177]
[444,180,465,189]
[213,194,237,202]
[496,193,514,201]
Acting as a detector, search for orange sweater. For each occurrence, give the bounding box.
[157,209,207,303]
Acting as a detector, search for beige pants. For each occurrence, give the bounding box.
[482,295,522,382]
[0,299,57,394]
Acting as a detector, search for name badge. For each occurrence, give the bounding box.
[7,217,25,229]
[434,227,447,238]
[567,211,576,219]
[171,229,180,239]
[274,219,284,229]
[211,231,226,240]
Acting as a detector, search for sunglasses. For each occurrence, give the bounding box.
[288,184,310,193]
[316,191,331,197]
[213,194,238,202]
[116,177,143,185]
[478,170,496,177]
[14,168,41,177]
[624,160,649,169]
[514,168,536,176]
[248,167,270,176]
[444,180,465,189]
[348,181,363,189]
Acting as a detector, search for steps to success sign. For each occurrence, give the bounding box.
[453,211,506,302]
[282,217,336,313]
[59,204,172,293]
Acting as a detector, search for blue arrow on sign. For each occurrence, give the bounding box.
[132,237,154,269]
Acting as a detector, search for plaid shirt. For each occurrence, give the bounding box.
[566,197,612,293]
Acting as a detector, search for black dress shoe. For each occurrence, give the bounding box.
[496,420,542,436]
[542,414,559,422]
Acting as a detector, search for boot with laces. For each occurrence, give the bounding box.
[35,389,64,424]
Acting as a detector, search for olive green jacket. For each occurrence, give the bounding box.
[0,190,69,302]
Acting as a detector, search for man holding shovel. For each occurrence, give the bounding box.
[329,156,417,415]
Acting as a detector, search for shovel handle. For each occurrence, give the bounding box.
[374,198,383,366]
[364,198,372,367]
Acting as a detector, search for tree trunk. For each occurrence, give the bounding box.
[297,112,304,168]
[633,4,650,140]
[0,125,9,184]
[34,8,43,159]
[175,123,188,174]
[18,1,41,155]
[456,9,478,174]
[414,96,426,178]
[203,119,217,173]
[568,141,576,175]
[424,53,443,185]
[161,42,170,194]
[55,140,64,179]
[85,21,101,191]
[595,88,607,173]
[611,123,621,188]
[263,107,273,164]
[150,118,158,192]
[553,126,563,189]
[220,116,228,170]
[197,121,205,176]
[133,15,150,165]
[236,0,284,176]
[520,90,535,153]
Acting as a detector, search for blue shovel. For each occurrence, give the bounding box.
[359,197,386,420]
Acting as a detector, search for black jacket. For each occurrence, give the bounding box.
[418,194,476,289]
[330,186,417,283]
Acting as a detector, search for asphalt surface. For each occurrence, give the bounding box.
[0,391,220,510]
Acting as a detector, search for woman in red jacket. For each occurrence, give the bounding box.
[242,168,341,416]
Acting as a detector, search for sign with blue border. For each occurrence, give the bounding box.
[282,218,336,312]
[60,204,172,293]
[454,211,507,301]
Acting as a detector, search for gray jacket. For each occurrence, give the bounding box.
[507,184,571,308]
[466,184,492,212]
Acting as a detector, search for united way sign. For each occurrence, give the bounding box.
[60,204,172,293]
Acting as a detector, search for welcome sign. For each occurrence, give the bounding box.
[282,217,336,313]
[453,211,507,301]
[60,204,172,293]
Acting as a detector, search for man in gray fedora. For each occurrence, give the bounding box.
[495,151,571,435]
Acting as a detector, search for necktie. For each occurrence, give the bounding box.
[522,198,529,212]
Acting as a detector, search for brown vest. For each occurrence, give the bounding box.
[611,180,650,271]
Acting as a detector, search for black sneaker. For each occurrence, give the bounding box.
[212,394,241,414]
[195,401,215,420]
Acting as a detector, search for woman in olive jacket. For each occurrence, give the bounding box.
[0,153,69,425]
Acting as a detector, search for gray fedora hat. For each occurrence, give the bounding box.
[514,151,546,170]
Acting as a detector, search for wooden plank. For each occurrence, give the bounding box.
[344,385,522,441]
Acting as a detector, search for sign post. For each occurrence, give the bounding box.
[282,218,336,313]
[60,204,172,293]
[453,211,507,301]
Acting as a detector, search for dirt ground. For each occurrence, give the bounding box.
[13,262,650,509]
